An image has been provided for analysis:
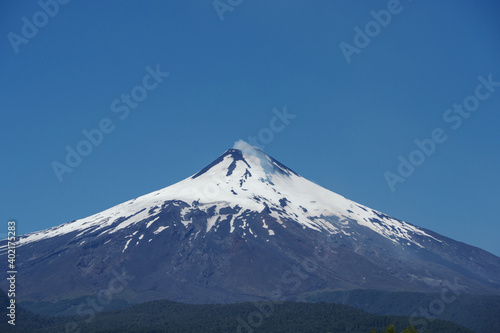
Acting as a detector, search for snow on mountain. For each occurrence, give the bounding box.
[2,141,499,306]
[14,141,438,250]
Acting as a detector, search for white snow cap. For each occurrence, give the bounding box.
[9,140,441,250]
[233,140,274,174]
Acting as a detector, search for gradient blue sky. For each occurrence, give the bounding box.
[1,1,499,255]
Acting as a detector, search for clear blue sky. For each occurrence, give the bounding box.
[1,1,499,256]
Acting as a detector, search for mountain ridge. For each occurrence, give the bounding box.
[12,143,444,249]
[1,142,499,307]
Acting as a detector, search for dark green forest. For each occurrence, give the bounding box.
[0,290,474,333]
[306,289,500,333]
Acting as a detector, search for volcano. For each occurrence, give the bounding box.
[1,141,499,306]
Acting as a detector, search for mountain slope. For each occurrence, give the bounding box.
[1,142,499,306]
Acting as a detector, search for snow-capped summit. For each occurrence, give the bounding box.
[1,142,500,305]
[17,141,435,249]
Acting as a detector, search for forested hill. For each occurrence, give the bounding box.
[0,290,474,333]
